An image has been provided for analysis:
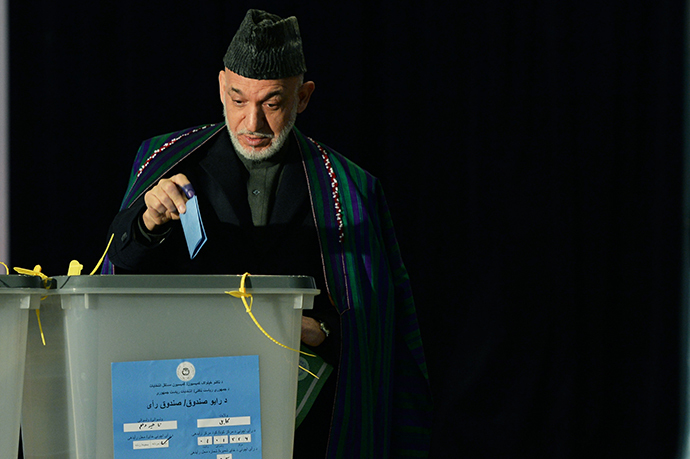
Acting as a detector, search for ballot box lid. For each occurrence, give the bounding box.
[0,274,48,290]
[52,274,319,295]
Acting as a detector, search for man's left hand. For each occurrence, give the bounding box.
[301,317,326,347]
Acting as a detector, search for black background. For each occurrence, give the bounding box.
[9,1,687,457]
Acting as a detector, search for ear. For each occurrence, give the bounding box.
[296,81,315,114]
[218,70,226,103]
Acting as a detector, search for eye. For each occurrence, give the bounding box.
[264,98,283,110]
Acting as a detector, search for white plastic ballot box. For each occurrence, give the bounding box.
[21,275,318,459]
[0,275,45,459]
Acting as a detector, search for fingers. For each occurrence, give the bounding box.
[169,174,195,198]
[301,316,326,347]
[141,174,192,232]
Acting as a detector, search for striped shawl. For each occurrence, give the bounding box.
[103,123,433,458]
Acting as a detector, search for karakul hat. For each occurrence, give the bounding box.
[223,9,307,79]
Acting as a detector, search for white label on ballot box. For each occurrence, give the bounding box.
[111,355,261,458]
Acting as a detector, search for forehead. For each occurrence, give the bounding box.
[222,69,298,98]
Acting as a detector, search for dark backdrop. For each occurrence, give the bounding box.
[9,1,687,458]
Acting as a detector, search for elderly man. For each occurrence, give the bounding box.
[105,9,432,458]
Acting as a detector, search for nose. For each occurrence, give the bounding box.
[245,104,266,133]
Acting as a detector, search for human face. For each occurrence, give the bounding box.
[219,69,315,160]
[223,98,296,161]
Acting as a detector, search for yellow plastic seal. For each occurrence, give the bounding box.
[13,265,49,345]
[227,273,318,379]
[68,260,84,276]
[90,233,114,275]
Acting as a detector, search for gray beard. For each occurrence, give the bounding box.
[224,106,297,161]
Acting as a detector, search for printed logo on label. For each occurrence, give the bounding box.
[176,361,196,382]
[298,356,310,381]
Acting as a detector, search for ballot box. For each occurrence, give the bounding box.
[21,275,318,459]
[0,275,45,459]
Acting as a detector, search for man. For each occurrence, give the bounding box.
[105,9,432,458]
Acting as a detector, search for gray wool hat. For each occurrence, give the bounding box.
[223,9,307,80]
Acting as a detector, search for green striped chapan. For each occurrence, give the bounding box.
[297,129,432,458]
[103,124,433,457]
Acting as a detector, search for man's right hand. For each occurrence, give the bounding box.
[142,174,193,232]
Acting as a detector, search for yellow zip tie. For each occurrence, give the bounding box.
[35,309,46,346]
[299,362,319,379]
[227,273,315,356]
[226,272,319,379]
[13,265,49,346]
[90,233,115,275]
[0,262,8,274]
[68,260,83,276]
[63,233,113,277]
[14,264,48,281]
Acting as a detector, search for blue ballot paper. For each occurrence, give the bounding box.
[111,355,262,459]
[180,195,207,259]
